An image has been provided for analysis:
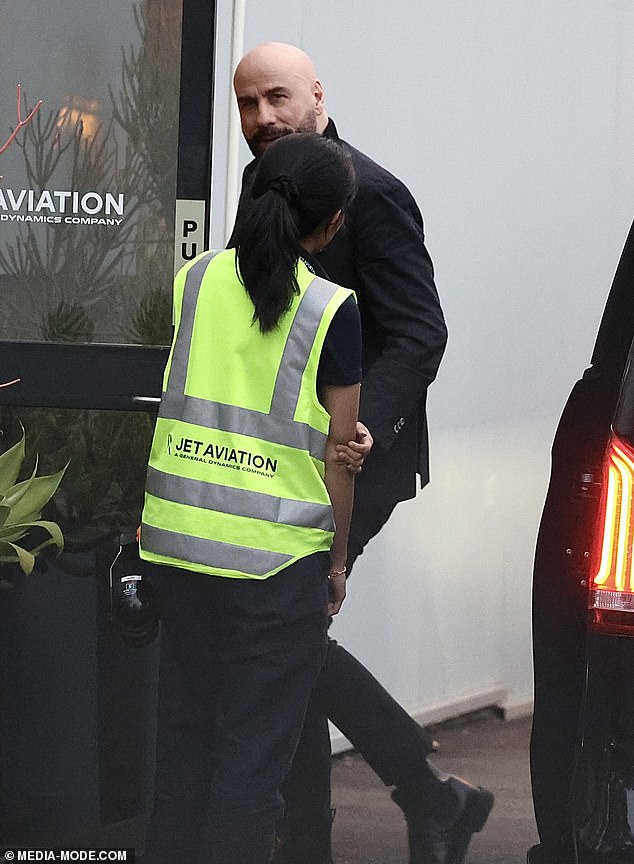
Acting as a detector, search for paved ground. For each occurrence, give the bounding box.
[11,706,537,862]
[329,708,538,864]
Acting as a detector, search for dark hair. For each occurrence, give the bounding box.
[236,132,356,332]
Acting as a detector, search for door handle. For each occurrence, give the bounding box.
[132,396,161,406]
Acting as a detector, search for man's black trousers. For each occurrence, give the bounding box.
[280,473,436,846]
[143,553,328,864]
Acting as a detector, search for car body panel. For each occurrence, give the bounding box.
[530,219,634,863]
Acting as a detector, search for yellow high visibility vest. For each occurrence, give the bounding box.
[139,248,354,579]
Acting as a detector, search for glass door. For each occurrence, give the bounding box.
[0,0,215,849]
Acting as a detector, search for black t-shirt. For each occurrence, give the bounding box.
[296,253,361,389]
[318,295,362,388]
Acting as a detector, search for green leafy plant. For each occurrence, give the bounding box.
[0,426,67,578]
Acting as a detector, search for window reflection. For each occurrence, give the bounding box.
[0,405,154,548]
[56,96,102,142]
[0,0,182,346]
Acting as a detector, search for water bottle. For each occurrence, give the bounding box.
[109,532,158,647]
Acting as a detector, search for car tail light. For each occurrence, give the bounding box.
[589,434,634,635]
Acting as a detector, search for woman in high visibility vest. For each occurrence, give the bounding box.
[141,133,361,864]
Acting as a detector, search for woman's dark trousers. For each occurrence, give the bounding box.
[144,554,328,864]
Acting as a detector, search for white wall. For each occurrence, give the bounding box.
[210,0,634,740]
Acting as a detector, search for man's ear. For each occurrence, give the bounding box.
[314,79,325,116]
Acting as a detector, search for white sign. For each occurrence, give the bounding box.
[174,199,207,278]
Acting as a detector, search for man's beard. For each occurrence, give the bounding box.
[247,110,318,157]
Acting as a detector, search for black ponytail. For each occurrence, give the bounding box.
[237,133,356,333]
[236,177,304,333]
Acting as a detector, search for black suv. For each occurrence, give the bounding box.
[529,220,634,863]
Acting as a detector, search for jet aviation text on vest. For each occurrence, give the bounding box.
[170,435,278,477]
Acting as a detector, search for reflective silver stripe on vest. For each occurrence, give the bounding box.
[167,250,221,395]
[146,466,334,531]
[162,259,339,459]
[159,394,327,456]
[270,274,342,417]
[141,522,293,577]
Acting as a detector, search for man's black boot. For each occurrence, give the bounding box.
[392,773,494,864]
[526,842,576,864]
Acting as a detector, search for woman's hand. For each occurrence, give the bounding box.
[336,422,373,474]
[327,569,347,616]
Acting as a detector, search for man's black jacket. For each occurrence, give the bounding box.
[229,119,447,504]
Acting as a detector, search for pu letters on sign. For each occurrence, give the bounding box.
[182,219,198,260]
[174,201,206,277]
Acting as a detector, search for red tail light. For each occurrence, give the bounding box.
[589,434,634,635]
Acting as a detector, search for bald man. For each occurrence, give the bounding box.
[228,43,493,864]
[233,42,329,153]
